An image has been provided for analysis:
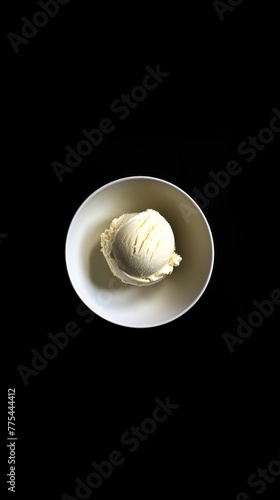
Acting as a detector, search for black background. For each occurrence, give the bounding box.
[2,1,280,499]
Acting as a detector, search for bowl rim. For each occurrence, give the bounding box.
[65,175,215,328]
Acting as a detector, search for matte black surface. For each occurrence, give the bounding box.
[2,1,280,499]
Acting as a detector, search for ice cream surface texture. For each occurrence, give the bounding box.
[100,209,182,286]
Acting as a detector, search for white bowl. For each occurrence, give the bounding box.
[65,176,214,328]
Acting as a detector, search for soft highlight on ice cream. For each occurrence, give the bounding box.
[100,209,182,286]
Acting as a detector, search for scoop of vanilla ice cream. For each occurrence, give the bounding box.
[100,209,182,286]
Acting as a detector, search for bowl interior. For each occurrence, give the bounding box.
[65,177,214,328]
